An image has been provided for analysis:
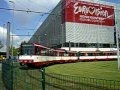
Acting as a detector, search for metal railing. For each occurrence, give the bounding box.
[0,62,6,90]
[1,60,120,90]
[45,73,120,90]
[2,60,13,90]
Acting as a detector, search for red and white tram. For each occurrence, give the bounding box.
[18,43,117,68]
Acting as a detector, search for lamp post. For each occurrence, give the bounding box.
[61,24,64,47]
[41,67,45,90]
[44,34,48,46]
[9,1,15,57]
[115,22,120,70]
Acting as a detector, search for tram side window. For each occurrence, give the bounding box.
[41,49,50,56]
[41,50,46,56]
[35,47,40,55]
[88,53,93,56]
[80,53,84,56]
[22,45,34,55]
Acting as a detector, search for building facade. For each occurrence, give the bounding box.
[29,0,120,51]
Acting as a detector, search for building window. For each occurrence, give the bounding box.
[71,42,74,47]
[76,43,79,47]
[64,43,69,47]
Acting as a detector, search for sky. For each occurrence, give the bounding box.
[0,0,60,51]
[0,0,120,52]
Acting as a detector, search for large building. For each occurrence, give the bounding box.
[29,0,120,52]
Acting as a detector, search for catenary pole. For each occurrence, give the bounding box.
[115,21,120,70]
[6,22,10,59]
[9,1,15,57]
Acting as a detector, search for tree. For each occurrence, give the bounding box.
[9,46,20,56]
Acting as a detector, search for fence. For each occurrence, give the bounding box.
[0,63,6,90]
[0,75,6,90]
[1,60,120,90]
[2,60,13,90]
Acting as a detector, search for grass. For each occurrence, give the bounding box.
[46,61,120,81]
[1,60,120,90]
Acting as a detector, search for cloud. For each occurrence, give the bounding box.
[0,26,8,51]
[0,26,30,51]
[13,36,30,47]
[5,0,60,26]
[0,26,20,41]
[1,0,62,51]
[10,0,59,11]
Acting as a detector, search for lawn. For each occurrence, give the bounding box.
[46,61,120,81]
[1,61,120,90]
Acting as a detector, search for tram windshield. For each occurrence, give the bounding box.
[21,44,34,55]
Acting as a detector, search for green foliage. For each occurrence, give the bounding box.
[9,46,20,56]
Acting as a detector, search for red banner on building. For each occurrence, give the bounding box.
[65,0,114,26]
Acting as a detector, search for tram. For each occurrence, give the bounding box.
[18,43,117,68]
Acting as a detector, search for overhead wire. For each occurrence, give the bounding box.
[0,0,69,16]
[0,6,59,32]
[16,13,45,31]
[0,0,76,38]
[0,7,61,16]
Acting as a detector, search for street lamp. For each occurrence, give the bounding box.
[44,34,48,46]
[9,1,15,57]
[61,24,64,47]
[115,22,120,70]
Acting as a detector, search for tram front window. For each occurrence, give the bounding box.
[22,44,34,55]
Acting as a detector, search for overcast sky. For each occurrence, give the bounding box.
[0,0,120,51]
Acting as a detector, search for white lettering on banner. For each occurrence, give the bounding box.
[80,15,105,20]
[79,15,105,23]
[74,2,110,18]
